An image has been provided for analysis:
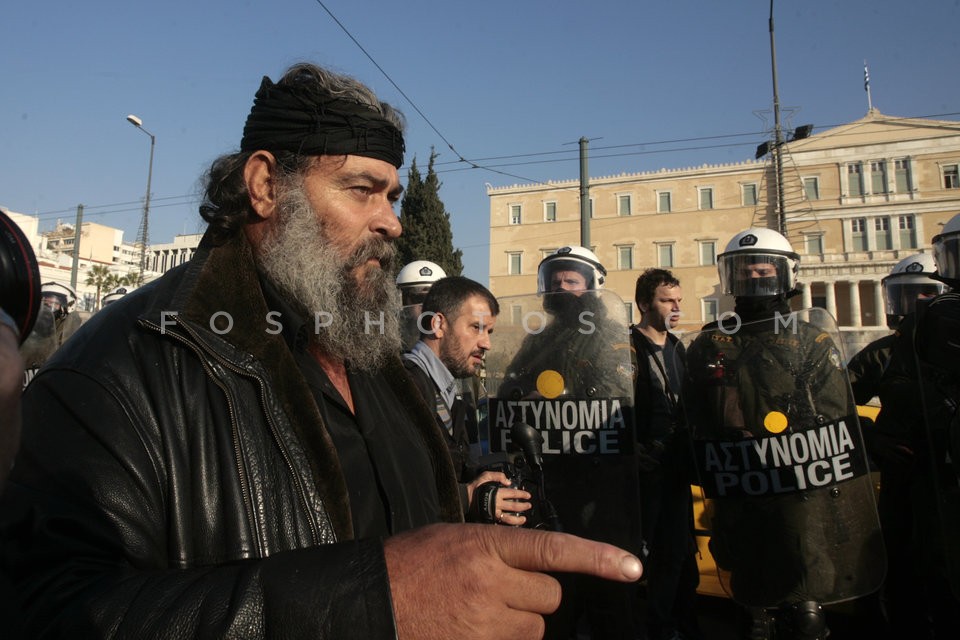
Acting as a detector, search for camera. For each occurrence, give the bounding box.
[0,209,41,343]
[474,450,548,528]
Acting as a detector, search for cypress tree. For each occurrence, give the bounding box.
[397,149,463,275]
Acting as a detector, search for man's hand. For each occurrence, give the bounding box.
[385,522,642,639]
[465,471,532,526]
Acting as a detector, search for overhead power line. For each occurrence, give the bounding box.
[18,110,960,223]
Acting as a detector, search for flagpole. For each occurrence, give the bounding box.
[864,61,873,112]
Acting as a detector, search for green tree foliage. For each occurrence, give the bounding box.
[84,265,113,309]
[396,149,463,276]
[85,266,139,309]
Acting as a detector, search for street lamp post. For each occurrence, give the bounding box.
[126,114,155,285]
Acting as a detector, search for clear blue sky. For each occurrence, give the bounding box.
[3,0,959,283]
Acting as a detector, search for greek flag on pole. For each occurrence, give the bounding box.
[864,63,870,92]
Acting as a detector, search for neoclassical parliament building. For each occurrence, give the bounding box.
[487,109,960,354]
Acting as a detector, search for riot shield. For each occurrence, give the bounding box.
[913,292,960,599]
[483,289,639,552]
[19,304,58,389]
[398,304,422,352]
[680,307,885,608]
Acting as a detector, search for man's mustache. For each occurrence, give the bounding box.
[345,237,396,272]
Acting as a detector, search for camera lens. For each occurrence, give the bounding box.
[0,210,41,343]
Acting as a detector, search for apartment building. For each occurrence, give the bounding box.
[2,209,203,311]
[488,109,960,351]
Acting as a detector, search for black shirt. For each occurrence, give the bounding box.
[260,276,440,538]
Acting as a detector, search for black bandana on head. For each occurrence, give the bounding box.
[240,76,405,168]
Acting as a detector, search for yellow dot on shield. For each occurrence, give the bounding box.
[537,370,565,399]
[764,411,789,434]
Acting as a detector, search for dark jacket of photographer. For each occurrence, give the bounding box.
[403,358,478,504]
[0,230,462,639]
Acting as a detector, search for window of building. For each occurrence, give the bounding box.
[699,240,716,266]
[898,215,917,248]
[623,302,634,324]
[658,191,672,213]
[852,218,868,251]
[894,158,911,192]
[944,164,960,189]
[617,194,632,216]
[803,176,820,200]
[511,304,523,325]
[617,245,634,270]
[508,252,522,275]
[847,163,864,197]
[742,183,758,206]
[509,204,522,225]
[544,201,557,222]
[805,234,824,255]
[589,197,595,218]
[702,299,719,324]
[658,243,674,268]
[875,216,892,250]
[541,247,558,260]
[698,187,714,210]
[870,161,887,194]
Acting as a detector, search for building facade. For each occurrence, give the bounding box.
[145,233,202,274]
[488,110,960,354]
[2,208,203,311]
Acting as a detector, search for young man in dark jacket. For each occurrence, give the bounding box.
[631,268,702,640]
[0,62,642,640]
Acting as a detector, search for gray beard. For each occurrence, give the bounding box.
[257,181,402,372]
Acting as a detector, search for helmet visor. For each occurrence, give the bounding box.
[884,281,946,317]
[400,284,432,307]
[538,258,597,294]
[719,253,795,297]
[934,234,960,283]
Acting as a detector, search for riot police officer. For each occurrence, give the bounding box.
[846,252,945,637]
[503,246,622,399]
[397,260,447,350]
[39,281,79,346]
[396,259,446,307]
[684,228,884,640]
[498,246,640,640]
[21,282,81,381]
[881,212,960,638]
[101,286,130,308]
[849,252,945,403]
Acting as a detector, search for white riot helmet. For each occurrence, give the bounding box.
[882,253,945,326]
[396,260,447,306]
[102,286,130,307]
[718,228,799,297]
[932,213,960,285]
[40,281,77,318]
[537,246,606,294]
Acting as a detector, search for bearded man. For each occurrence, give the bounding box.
[403,276,531,526]
[0,63,641,640]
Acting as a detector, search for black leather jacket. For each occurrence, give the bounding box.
[0,231,462,639]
